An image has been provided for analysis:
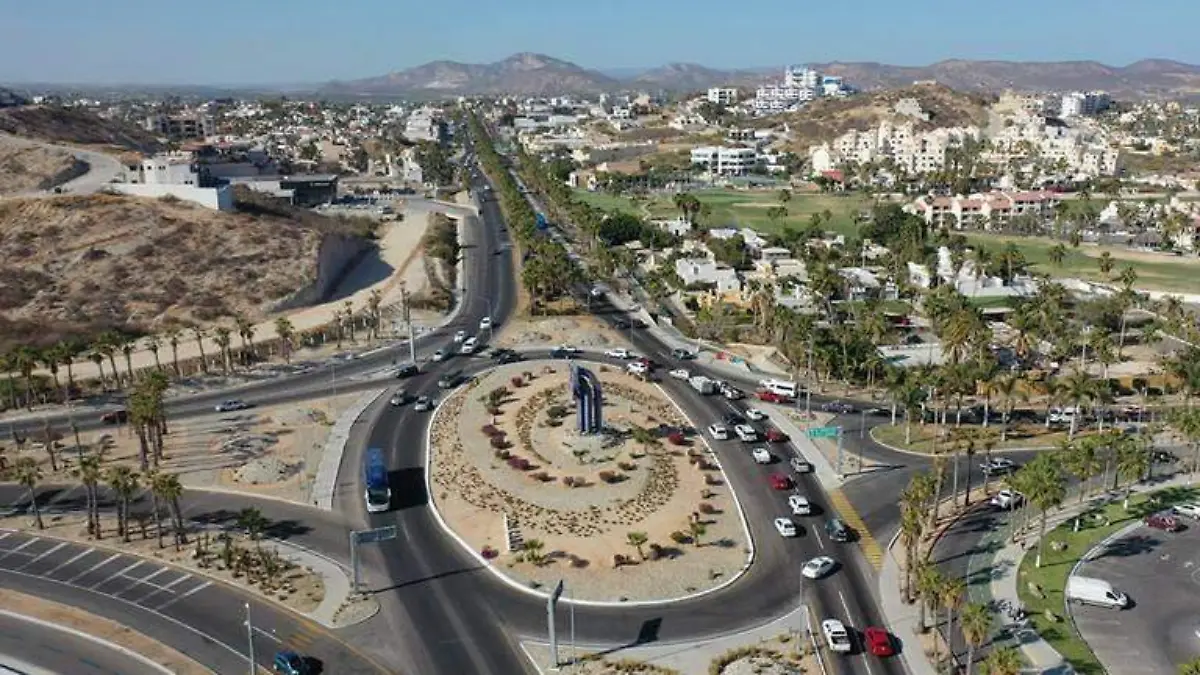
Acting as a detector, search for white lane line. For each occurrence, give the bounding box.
[65,553,120,583]
[14,541,67,571]
[89,560,142,589]
[838,590,854,621]
[133,573,192,603]
[813,528,825,550]
[253,625,282,644]
[0,537,41,562]
[152,580,211,611]
[114,566,171,596]
[0,533,11,543]
[44,547,95,577]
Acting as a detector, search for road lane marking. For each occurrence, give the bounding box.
[153,580,210,611]
[65,553,120,583]
[827,488,884,571]
[89,560,142,589]
[14,541,67,571]
[253,626,282,643]
[114,566,171,596]
[838,590,854,622]
[0,533,11,543]
[44,547,95,577]
[813,528,825,550]
[132,573,192,603]
[0,537,41,562]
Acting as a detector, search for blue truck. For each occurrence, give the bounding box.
[363,447,391,513]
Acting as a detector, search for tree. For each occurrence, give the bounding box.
[1098,250,1114,277]
[1062,438,1100,503]
[981,646,1022,675]
[237,507,270,542]
[234,314,255,365]
[190,326,209,374]
[1022,455,1066,567]
[213,326,233,375]
[916,566,944,641]
[688,520,707,547]
[147,470,167,548]
[157,472,187,548]
[96,331,122,389]
[106,466,140,543]
[274,317,296,364]
[938,575,966,666]
[14,457,43,530]
[164,327,183,377]
[626,531,649,560]
[74,455,103,538]
[994,375,1027,443]
[1061,369,1097,439]
[960,601,992,675]
[522,539,546,566]
[1048,243,1067,267]
[145,336,163,372]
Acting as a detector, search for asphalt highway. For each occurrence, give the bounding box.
[0,610,160,675]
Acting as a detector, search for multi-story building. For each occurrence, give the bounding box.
[785,67,821,90]
[706,88,739,106]
[909,190,1060,229]
[145,112,214,140]
[690,146,759,176]
[1061,91,1111,118]
[404,107,444,143]
[812,121,979,176]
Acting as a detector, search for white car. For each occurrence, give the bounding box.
[668,368,690,381]
[1173,503,1200,520]
[734,425,759,442]
[707,423,729,440]
[460,337,478,354]
[605,348,634,359]
[626,361,648,375]
[214,400,248,413]
[479,316,492,331]
[991,489,1024,510]
[453,330,467,343]
[745,408,768,421]
[822,619,853,653]
[788,494,813,515]
[752,447,772,464]
[432,348,448,362]
[802,556,836,579]
[558,345,582,355]
[774,517,798,538]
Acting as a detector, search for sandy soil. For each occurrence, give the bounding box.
[0,135,76,195]
[11,393,363,505]
[0,511,324,614]
[429,361,749,602]
[495,315,629,350]
[0,588,214,675]
[529,633,817,674]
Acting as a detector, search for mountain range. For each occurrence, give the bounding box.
[319,53,1200,99]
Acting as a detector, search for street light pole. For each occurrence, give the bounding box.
[804,337,814,428]
[401,283,416,365]
[244,602,256,675]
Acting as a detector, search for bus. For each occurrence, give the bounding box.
[364,447,391,513]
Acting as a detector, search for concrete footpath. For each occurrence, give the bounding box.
[311,388,389,510]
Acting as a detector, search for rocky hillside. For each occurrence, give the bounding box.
[0,138,79,195]
[321,52,618,96]
[778,83,992,153]
[0,105,161,154]
[0,190,374,351]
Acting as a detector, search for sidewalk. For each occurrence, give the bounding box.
[270,536,365,628]
[879,536,939,675]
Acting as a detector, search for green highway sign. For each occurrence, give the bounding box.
[807,426,840,439]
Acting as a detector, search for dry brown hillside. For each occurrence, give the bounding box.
[0,105,162,154]
[0,190,375,351]
[0,140,78,195]
[780,83,993,153]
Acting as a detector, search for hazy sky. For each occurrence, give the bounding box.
[2,0,1195,84]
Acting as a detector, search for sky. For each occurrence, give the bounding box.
[2,0,1197,85]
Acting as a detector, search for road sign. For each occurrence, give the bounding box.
[353,525,398,545]
[548,579,565,668]
[807,426,840,439]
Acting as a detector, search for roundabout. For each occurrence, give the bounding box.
[428,360,752,602]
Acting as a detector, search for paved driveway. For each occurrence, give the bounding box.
[1072,517,1200,674]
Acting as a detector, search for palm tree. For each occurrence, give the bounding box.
[213,327,233,375]
[106,465,140,543]
[144,336,163,372]
[917,566,944,639]
[74,455,103,538]
[190,326,209,374]
[14,457,44,530]
[275,317,296,364]
[119,334,139,385]
[1061,369,1097,439]
[960,602,992,675]
[88,350,107,391]
[157,472,187,548]
[38,346,63,401]
[1063,437,1101,503]
[1098,250,1114,277]
[1048,243,1067,267]
[994,374,1026,443]
[367,289,384,341]
[981,646,1023,675]
[626,531,649,560]
[147,469,166,548]
[96,331,122,389]
[234,314,255,365]
[938,575,966,666]
[164,327,183,377]
[13,346,38,409]
[1022,455,1066,567]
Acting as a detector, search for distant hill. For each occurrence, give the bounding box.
[778,83,993,153]
[0,105,161,154]
[321,52,618,97]
[0,87,29,108]
[321,54,1200,100]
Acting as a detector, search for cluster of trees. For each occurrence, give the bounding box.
[413,140,455,186]
[423,213,461,285]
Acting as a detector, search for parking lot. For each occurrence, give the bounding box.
[1073,514,1200,674]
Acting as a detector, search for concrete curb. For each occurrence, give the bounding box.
[866,425,1055,458]
[420,361,758,608]
[0,608,174,675]
[311,388,390,511]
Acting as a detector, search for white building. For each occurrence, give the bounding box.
[404,108,443,143]
[690,146,759,176]
[674,258,742,293]
[785,67,821,90]
[111,152,232,210]
[707,88,739,106]
[1061,91,1111,118]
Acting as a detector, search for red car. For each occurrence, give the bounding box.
[768,474,792,490]
[766,427,789,443]
[1145,512,1183,532]
[863,626,894,657]
[757,390,788,403]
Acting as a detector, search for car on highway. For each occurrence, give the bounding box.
[460,337,478,354]
[802,556,835,579]
[453,330,467,343]
[479,316,492,331]
[826,518,851,542]
[774,517,798,537]
[720,384,744,400]
[626,361,648,376]
[389,389,413,406]
[437,374,463,390]
[1145,512,1183,532]
[991,489,1023,510]
[723,412,744,426]
[822,619,853,653]
[671,348,696,360]
[767,428,789,443]
[821,401,854,414]
[394,362,419,378]
[790,456,813,474]
[707,423,730,440]
[668,368,690,380]
[752,447,772,464]
[745,408,768,421]
[863,626,895,657]
[432,348,449,362]
[215,400,249,413]
[100,409,128,424]
[789,494,813,515]
[980,458,1017,475]
[769,474,792,490]
[1173,503,1200,520]
[605,348,634,359]
[734,425,759,442]
[757,390,788,404]
[414,396,434,412]
[273,650,311,675]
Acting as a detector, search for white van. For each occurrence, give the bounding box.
[759,379,798,398]
[1066,575,1128,609]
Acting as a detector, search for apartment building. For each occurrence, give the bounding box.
[145,112,214,140]
[810,121,980,176]
[707,88,739,106]
[690,146,760,176]
[404,108,444,143]
[1061,91,1112,118]
[909,190,1060,229]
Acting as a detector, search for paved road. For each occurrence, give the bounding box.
[0,610,161,675]
[0,133,126,197]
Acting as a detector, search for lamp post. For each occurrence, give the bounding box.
[244,603,256,675]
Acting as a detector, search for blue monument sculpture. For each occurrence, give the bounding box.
[568,363,603,435]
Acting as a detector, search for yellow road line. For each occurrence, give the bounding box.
[828,488,884,572]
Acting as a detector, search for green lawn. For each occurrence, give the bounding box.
[572,188,870,238]
[870,421,1093,454]
[966,233,1200,295]
[1016,485,1200,675]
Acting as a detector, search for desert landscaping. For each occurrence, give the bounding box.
[429,360,751,602]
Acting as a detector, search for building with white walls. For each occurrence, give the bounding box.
[707,88,739,106]
[690,146,760,176]
[1061,91,1111,118]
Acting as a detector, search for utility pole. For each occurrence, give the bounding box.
[804,337,814,428]
[401,282,416,365]
[244,603,256,675]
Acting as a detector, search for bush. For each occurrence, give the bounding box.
[598,470,625,484]
[698,502,717,515]
[494,448,511,460]
[670,531,691,545]
[481,546,499,560]
[647,543,663,561]
[562,475,577,488]
[511,376,524,388]
[487,406,501,416]
[481,424,501,436]
[531,471,553,482]
[507,456,532,470]
[489,435,510,449]
[618,461,637,471]
[547,404,569,419]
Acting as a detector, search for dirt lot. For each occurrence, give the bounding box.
[0,136,76,195]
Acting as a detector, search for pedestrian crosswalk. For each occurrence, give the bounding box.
[827,488,885,571]
[282,622,321,650]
